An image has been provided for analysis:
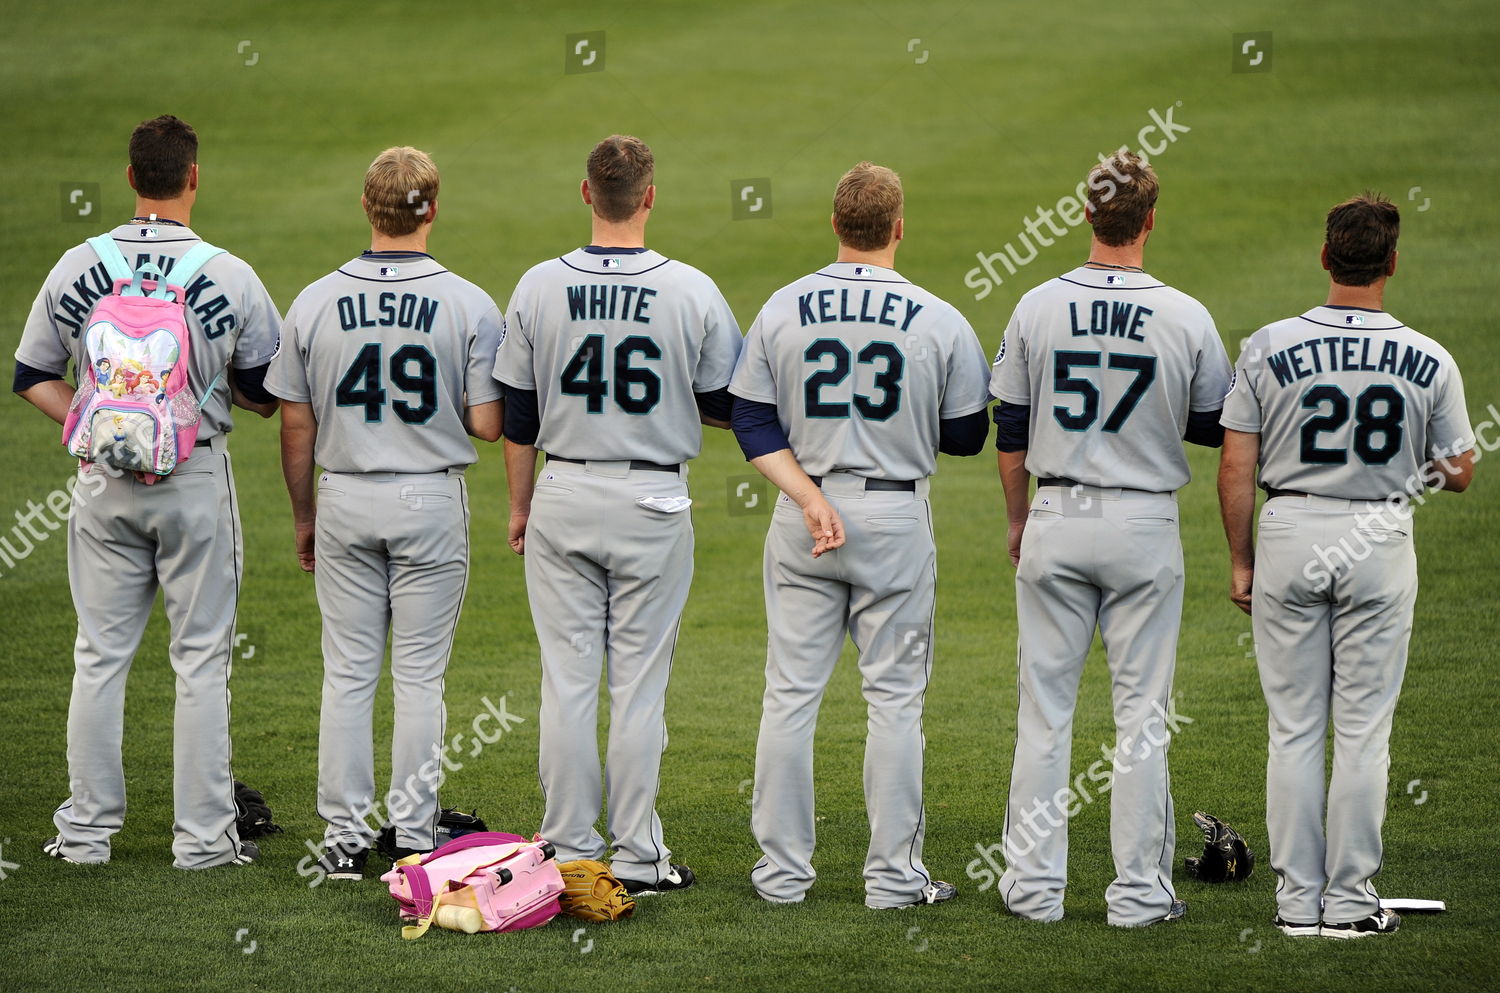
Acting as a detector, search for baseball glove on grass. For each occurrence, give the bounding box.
[1184,811,1255,882]
[557,860,635,922]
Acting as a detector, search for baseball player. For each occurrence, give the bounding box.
[990,150,1231,926]
[1219,194,1474,938]
[730,162,992,909]
[15,115,281,868]
[266,147,503,881]
[494,135,742,894]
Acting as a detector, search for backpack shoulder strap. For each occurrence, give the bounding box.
[168,242,227,292]
[86,234,134,284]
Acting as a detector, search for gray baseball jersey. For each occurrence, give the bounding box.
[731,262,992,477]
[266,253,504,473]
[493,248,741,463]
[990,264,1228,926]
[16,221,280,869]
[729,261,991,908]
[1222,305,1473,926]
[990,265,1231,490]
[494,245,742,887]
[267,250,502,855]
[18,222,281,440]
[1221,306,1473,496]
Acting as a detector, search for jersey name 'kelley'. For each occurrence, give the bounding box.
[797,288,923,330]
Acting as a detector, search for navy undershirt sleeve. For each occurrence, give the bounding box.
[231,363,275,405]
[695,386,733,423]
[731,396,791,460]
[938,409,990,456]
[503,387,541,446]
[13,360,64,394]
[993,402,1031,453]
[1185,407,1226,448]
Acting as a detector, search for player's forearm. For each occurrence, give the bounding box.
[997,449,1031,525]
[278,405,319,526]
[750,449,822,509]
[1217,430,1260,567]
[504,440,539,515]
[464,399,503,442]
[18,379,75,426]
[1425,448,1475,493]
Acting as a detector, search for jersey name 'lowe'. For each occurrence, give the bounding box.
[991,266,1230,492]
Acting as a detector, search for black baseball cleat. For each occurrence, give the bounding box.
[872,880,958,909]
[1274,914,1320,937]
[41,836,102,865]
[228,840,260,866]
[1321,909,1401,939]
[1117,899,1187,927]
[316,845,368,881]
[622,863,696,895]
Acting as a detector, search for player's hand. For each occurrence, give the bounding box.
[803,496,845,558]
[1007,520,1025,567]
[508,513,528,556]
[295,520,316,573]
[1229,564,1253,615]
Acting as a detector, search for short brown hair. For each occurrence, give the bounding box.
[129,115,198,199]
[363,146,440,237]
[833,162,903,252]
[1085,150,1159,246]
[586,135,654,222]
[1325,193,1400,286]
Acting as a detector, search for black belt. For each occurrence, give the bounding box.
[1037,476,1082,489]
[1263,486,1394,502]
[547,456,680,473]
[807,475,916,492]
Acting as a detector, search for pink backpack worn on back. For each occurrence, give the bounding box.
[62,234,226,483]
[381,832,565,940]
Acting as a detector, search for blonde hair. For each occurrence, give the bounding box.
[833,162,903,251]
[363,146,439,237]
[1085,150,1159,246]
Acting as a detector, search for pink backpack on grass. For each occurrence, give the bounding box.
[381,832,565,940]
[62,235,225,483]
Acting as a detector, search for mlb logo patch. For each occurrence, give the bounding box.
[853,265,873,276]
[1105,273,1126,285]
[602,258,622,269]
[140,227,158,238]
[380,266,400,277]
[1344,314,1365,325]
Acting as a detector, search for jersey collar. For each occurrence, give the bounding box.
[819,262,908,283]
[109,221,201,243]
[1298,305,1405,331]
[1058,265,1164,290]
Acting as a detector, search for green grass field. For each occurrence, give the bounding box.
[2,2,1497,990]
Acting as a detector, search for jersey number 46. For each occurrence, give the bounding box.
[560,333,661,414]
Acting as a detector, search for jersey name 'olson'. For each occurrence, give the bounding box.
[335,292,440,333]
